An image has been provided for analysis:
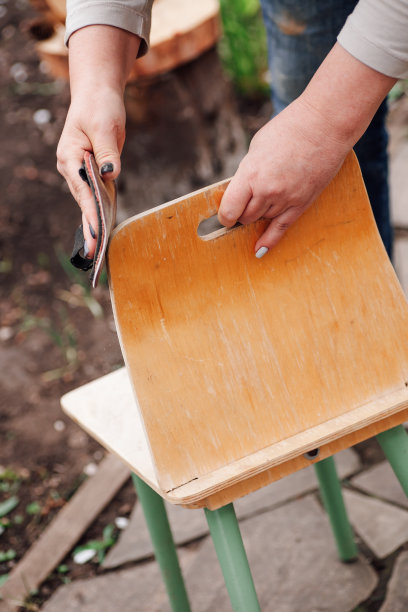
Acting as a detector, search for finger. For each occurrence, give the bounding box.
[255,206,303,255]
[92,127,122,181]
[238,195,273,225]
[62,161,99,257]
[218,167,252,227]
[82,211,97,259]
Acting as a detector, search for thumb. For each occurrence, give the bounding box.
[218,164,252,228]
[92,130,122,180]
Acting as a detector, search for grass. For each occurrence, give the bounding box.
[218,0,269,97]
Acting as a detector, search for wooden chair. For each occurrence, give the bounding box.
[62,152,408,611]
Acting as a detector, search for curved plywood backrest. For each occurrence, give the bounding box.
[108,152,408,493]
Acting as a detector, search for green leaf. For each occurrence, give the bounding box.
[0,574,9,587]
[0,497,19,518]
[26,501,42,515]
[0,549,16,562]
[57,564,69,574]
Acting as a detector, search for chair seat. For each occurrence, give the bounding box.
[61,367,408,509]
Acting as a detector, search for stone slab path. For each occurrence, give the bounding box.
[43,495,378,612]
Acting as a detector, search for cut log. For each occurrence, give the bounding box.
[32,0,221,80]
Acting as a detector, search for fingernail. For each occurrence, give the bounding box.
[255,246,269,259]
[89,223,96,239]
[100,162,114,175]
[83,241,89,257]
[78,166,89,185]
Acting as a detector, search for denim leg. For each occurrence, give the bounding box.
[260,0,392,257]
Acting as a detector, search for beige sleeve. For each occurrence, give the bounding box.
[337,0,408,79]
[65,0,153,57]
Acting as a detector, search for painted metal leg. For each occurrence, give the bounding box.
[204,503,261,612]
[377,425,408,496]
[132,474,191,612]
[314,456,358,562]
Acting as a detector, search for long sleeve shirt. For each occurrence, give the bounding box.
[65,0,408,77]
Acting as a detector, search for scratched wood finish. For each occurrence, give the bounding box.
[108,152,408,493]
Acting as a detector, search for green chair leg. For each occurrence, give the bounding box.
[314,456,358,562]
[132,474,191,612]
[377,425,408,496]
[204,503,261,612]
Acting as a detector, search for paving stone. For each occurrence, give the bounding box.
[173,495,377,612]
[41,560,166,611]
[103,449,360,568]
[351,461,408,509]
[379,550,408,612]
[43,495,376,612]
[42,548,196,612]
[102,502,208,568]
[343,489,408,558]
[393,237,408,297]
[390,139,408,228]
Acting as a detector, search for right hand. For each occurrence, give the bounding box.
[57,87,126,258]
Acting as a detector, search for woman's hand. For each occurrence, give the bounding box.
[57,25,140,258]
[218,98,348,257]
[57,87,126,257]
[218,43,396,257]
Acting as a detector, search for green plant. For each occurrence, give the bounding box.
[0,550,16,563]
[73,524,116,565]
[388,79,408,102]
[0,574,9,587]
[218,0,269,96]
[0,497,19,519]
[26,502,42,516]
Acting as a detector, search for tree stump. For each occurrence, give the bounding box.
[119,49,246,219]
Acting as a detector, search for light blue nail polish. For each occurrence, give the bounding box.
[256,246,269,259]
[83,241,89,257]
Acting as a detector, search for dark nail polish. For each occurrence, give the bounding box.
[89,223,96,239]
[100,162,114,175]
[78,166,89,185]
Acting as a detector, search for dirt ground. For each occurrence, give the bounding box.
[0,0,144,604]
[0,2,402,610]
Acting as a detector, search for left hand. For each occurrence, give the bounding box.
[218,97,349,257]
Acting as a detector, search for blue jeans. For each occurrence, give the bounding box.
[260,0,393,257]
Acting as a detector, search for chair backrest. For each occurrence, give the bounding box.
[108,152,408,493]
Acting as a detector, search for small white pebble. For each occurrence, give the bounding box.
[115,517,129,530]
[0,327,13,341]
[39,60,50,75]
[73,549,96,565]
[83,462,98,477]
[33,109,51,126]
[10,62,27,83]
[53,420,66,432]
[2,25,15,41]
